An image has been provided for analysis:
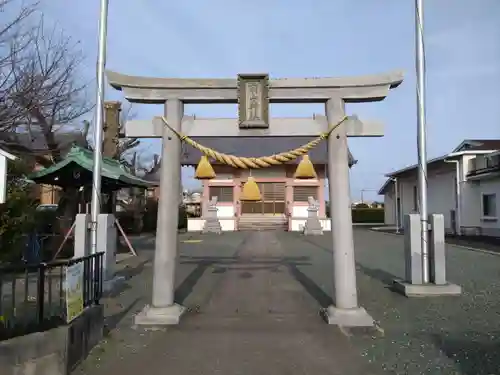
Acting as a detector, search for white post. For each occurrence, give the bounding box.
[90,0,109,255]
[74,214,91,258]
[0,156,6,204]
[415,0,430,283]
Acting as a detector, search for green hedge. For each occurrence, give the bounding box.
[351,208,384,223]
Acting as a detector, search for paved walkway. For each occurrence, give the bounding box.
[75,229,500,375]
[76,232,379,374]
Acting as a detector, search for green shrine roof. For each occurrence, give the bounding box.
[29,145,153,190]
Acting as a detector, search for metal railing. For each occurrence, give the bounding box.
[0,252,104,341]
[468,155,500,176]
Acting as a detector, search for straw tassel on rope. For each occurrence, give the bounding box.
[194,155,216,180]
[294,154,317,179]
[241,176,261,201]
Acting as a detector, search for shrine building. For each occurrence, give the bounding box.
[112,71,388,234]
[182,136,356,232]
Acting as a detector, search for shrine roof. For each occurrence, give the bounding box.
[180,137,356,167]
[28,145,153,190]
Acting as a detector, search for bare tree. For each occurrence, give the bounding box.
[0,5,94,244]
[0,3,154,243]
[0,0,39,131]
[8,18,92,163]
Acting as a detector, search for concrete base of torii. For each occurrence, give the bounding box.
[325,306,374,327]
[134,304,186,326]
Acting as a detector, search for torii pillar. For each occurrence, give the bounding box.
[107,70,404,327]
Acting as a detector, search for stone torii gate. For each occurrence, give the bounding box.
[107,70,403,327]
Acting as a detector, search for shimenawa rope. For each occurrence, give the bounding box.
[160,115,348,169]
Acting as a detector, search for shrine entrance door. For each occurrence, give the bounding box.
[241,182,286,215]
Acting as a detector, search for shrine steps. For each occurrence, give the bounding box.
[238,215,288,231]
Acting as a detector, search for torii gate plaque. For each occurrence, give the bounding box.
[237,73,269,128]
[107,70,403,327]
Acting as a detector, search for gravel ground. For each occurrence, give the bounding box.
[75,229,500,375]
[295,229,500,374]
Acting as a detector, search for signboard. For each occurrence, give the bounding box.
[65,262,84,322]
[237,73,269,129]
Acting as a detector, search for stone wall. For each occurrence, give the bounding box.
[0,304,104,375]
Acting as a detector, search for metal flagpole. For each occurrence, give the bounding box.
[415,0,430,283]
[90,0,110,255]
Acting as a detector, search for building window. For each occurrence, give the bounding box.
[481,193,497,218]
[209,186,233,203]
[412,185,418,211]
[486,155,500,169]
[293,186,318,202]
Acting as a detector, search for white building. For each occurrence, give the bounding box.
[0,147,17,204]
[378,139,500,237]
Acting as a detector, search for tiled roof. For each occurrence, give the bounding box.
[453,139,500,152]
[29,146,153,189]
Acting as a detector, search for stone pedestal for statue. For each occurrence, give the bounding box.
[393,213,461,297]
[302,196,323,235]
[202,197,222,234]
